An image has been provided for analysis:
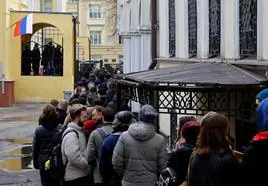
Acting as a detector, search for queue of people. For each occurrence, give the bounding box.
[21,42,63,76]
[32,70,268,186]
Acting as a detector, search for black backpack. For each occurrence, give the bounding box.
[48,129,79,180]
[157,167,177,186]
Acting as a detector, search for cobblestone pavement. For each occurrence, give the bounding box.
[0,104,45,186]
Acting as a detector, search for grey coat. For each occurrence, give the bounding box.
[61,123,90,181]
[112,121,167,186]
[86,123,113,183]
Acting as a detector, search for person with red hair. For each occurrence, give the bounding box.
[167,120,200,186]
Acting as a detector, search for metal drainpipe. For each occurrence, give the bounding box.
[73,16,77,86]
[148,0,157,70]
[77,0,79,35]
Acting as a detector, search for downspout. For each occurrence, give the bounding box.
[77,0,79,35]
[148,0,157,70]
[73,16,77,86]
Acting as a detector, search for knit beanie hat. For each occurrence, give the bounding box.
[139,105,159,124]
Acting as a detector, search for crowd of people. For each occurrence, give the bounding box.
[22,42,63,76]
[32,70,268,186]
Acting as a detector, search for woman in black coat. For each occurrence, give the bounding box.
[33,104,62,186]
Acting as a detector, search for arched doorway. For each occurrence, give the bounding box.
[21,23,64,76]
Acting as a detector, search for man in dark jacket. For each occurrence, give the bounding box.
[86,107,115,186]
[241,97,268,186]
[167,121,200,186]
[21,45,32,75]
[33,104,61,186]
[99,111,136,186]
[32,44,40,75]
[57,100,68,124]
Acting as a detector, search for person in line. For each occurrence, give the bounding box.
[57,100,68,125]
[32,43,41,75]
[167,120,200,186]
[175,116,196,149]
[112,105,167,186]
[86,107,115,186]
[50,99,59,109]
[99,111,136,186]
[21,45,32,75]
[61,104,90,186]
[33,104,62,186]
[187,112,239,186]
[91,106,104,128]
[240,97,268,186]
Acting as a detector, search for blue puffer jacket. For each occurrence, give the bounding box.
[99,133,122,185]
[256,97,268,131]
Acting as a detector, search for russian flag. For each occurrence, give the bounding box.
[14,14,33,37]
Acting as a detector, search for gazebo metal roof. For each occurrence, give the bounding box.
[122,62,268,87]
[116,62,268,149]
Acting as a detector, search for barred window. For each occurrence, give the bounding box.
[188,0,197,57]
[169,0,176,57]
[209,0,221,57]
[239,0,257,58]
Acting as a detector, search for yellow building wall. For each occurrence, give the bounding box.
[77,37,90,61]
[7,12,74,102]
[79,0,123,64]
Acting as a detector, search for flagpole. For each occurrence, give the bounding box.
[7,22,17,30]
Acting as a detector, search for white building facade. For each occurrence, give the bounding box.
[158,0,268,70]
[119,0,268,72]
[117,0,152,73]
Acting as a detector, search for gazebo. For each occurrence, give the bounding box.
[115,62,268,149]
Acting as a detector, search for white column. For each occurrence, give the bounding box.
[221,0,240,59]
[141,32,152,70]
[123,36,131,73]
[130,34,141,72]
[158,0,169,58]
[131,0,139,31]
[197,0,209,58]
[141,0,151,28]
[176,0,189,59]
[257,0,268,60]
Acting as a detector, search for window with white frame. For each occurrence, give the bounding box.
[42,0,52,12]
[89,4,101,19]
[90,31,102,45]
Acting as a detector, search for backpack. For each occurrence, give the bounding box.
[156,167,177,186]
[47,129,79,180]
[96,128,109,139]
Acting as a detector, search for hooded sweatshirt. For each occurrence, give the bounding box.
[256,97,268,131]
[241,131,268,186]
[112,106,167,186]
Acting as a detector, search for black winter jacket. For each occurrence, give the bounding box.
[188,152,239,186]
[167,144,194,186]
[240,131,268,186]
[57,108,67,125]
[32,121,62,170]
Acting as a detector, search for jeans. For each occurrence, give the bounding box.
[40,169,60,186]
[64,176,91,186]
